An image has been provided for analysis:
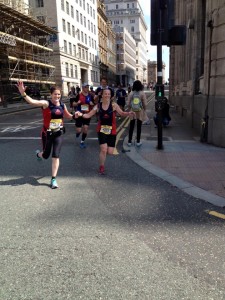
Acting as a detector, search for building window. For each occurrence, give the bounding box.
[75,65,78,78]
[87,3,89,14]
[80,13,83,25]
[71,6,74,18]
[69,42,72,54]
[116,4,118,9]
[88,20,90,30]
[76,10,79,22]
[73,44,76,56]
[64,40,67,53]
[130,20,135,23]
[77,29,80,40]
[83,0,85,10]
[131,26,134,32]
[91,70,94,82]
[65,62,69,77]
[127,3,129,8]
[62,19,66,32]
[84,16,86,27]
[82,49,85,59]
[93,10,95,19]
[80,0,82,6]
[70,64,74,78]
[61,0,64,11]
[86,50,88,61]
[66,1,69,14]
[67,22,71,35]
[93,25,96,35]
[81,31,84,42]
[85,34,87,44]
[72,25,75,37]
[37,16,45,23]
[36,0,44,7]
[78,47,81,57]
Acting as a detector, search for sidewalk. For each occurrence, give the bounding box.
[123,104,225,208]
[1,99,225,207]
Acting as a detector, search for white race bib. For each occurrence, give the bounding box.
[81,104,89,111]
[49,119,62,131]
[100,125,112,135]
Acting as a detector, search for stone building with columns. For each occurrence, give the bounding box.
[169,1,225,147]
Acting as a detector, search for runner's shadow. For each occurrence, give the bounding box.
[0,176,49,187]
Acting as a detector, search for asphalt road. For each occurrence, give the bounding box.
[0,109,225,299]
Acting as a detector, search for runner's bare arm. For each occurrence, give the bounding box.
[16,81,48,108]
[113,103,135,118]
[81,105,97,118]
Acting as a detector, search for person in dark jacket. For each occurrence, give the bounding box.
[154,97,171,127]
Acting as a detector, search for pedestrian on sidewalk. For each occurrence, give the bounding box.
[75,88,135,175]
[16,81,75,189]
[127,80,147,147]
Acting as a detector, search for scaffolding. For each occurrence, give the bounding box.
[0,1,57,103]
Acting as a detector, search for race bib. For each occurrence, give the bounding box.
[49,119,62,131]
[100,125,112,135]
[81,104,89,111]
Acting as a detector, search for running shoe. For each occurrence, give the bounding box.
[35,150,42,161]
[136,142,142,147]
[127,142,132,147]
[51,178,58,189]
[80,142,86,149]
[98,165,105,175]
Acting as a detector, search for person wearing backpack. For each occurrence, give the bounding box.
[127,80,147,147]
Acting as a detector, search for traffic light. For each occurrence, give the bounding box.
[151,0,186,46]
[151,0,171,46]
[155,84,164,100]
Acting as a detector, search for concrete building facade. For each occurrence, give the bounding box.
[114,27,136,86]
[170,0,225,147]
[104,0,148,85]
[106,21,117,85]
[97,0,116,84]
[29,0,99,95]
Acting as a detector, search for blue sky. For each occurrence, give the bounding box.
[139,0,170,81]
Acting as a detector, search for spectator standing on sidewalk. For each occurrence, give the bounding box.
[16,81,75,189]
[154,97,171,127]
[75,88,135,174]
[127,80,147,147]
[73,83,94,149]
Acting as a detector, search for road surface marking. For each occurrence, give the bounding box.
[206,210,225,220]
